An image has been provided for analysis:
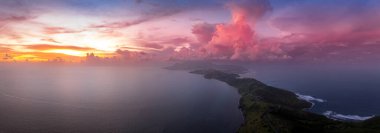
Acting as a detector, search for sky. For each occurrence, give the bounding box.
[1,0,380,63]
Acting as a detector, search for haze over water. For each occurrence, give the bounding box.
[0,64,243,133]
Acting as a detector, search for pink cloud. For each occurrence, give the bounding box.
[43,27,83,34]
[207,20,254,59]
[115,49,152,61]
[90,7,181,29]
[0,15,32,22]
[259,1,380,63]
[227,0,272,25]
[142,42,164,49]
[192,22,216,43]
[133,34,193,50]
[271,2,380,45]
[184,0,281,61]
[0,27,23,42]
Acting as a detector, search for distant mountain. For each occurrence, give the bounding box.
[165,61,248,74]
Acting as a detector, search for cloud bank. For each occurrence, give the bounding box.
[2,0,380,63]
[172,0,380,63]
[182,0,289,61]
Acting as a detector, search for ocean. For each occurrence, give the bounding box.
[1,63,379,132]
[243,64,380,120]
[0,64,243,133]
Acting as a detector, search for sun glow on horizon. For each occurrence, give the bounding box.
[1,0,380,63]
[43,49,87,57]
[12,54,48,62]
[82,39,119,52]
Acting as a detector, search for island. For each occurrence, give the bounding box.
[189,69,380,133]
[165,60,248,74]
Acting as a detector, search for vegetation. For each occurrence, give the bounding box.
[191,69,380,133]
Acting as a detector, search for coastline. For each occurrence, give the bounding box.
[241,69,375,122]
[189,69,380,133]
[295,93,325,109]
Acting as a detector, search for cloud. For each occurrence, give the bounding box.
[90,5,181,29]
[282,42,380,63]
[0,28,23,42]
[0,46,13,52]
[115,49,151,60]
[0,1,43,43]
[133,34,192,50]
[120,46,155,52]
[40,38,60,43]
[89,0,226,29]
[270,0,380,44]
[43,27,83,34]
[255,0,380,63]
[0,15,32,22]
[163,37,192,46]
[227,0,272,25]
[186,0,277,60]
[0,13,35,36]
[2,0,379,63]
[0,50,85,62]
[118,35,195,60]
[207,20,255,59]
[24,44,96,51]
[0,0,37,24]
[179,0,380,62]
[192,22,216,43]
[141,42,163,49]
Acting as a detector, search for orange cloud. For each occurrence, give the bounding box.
[1,51,85,62]
[24,44,96,51]
[18,44,100,58]
[0,43,121,62]
[0,46,13,52]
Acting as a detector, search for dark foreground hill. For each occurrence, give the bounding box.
[191,69,380,133]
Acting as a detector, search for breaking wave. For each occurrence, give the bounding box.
[323,111,374,121]
[296,93,325,103]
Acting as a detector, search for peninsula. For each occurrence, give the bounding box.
[190,69,380,133]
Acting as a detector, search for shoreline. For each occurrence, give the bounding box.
[235,69,374,122]
[189,69,380,133]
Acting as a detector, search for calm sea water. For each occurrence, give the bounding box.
[244,64,380,117]
[0,64,243,133]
